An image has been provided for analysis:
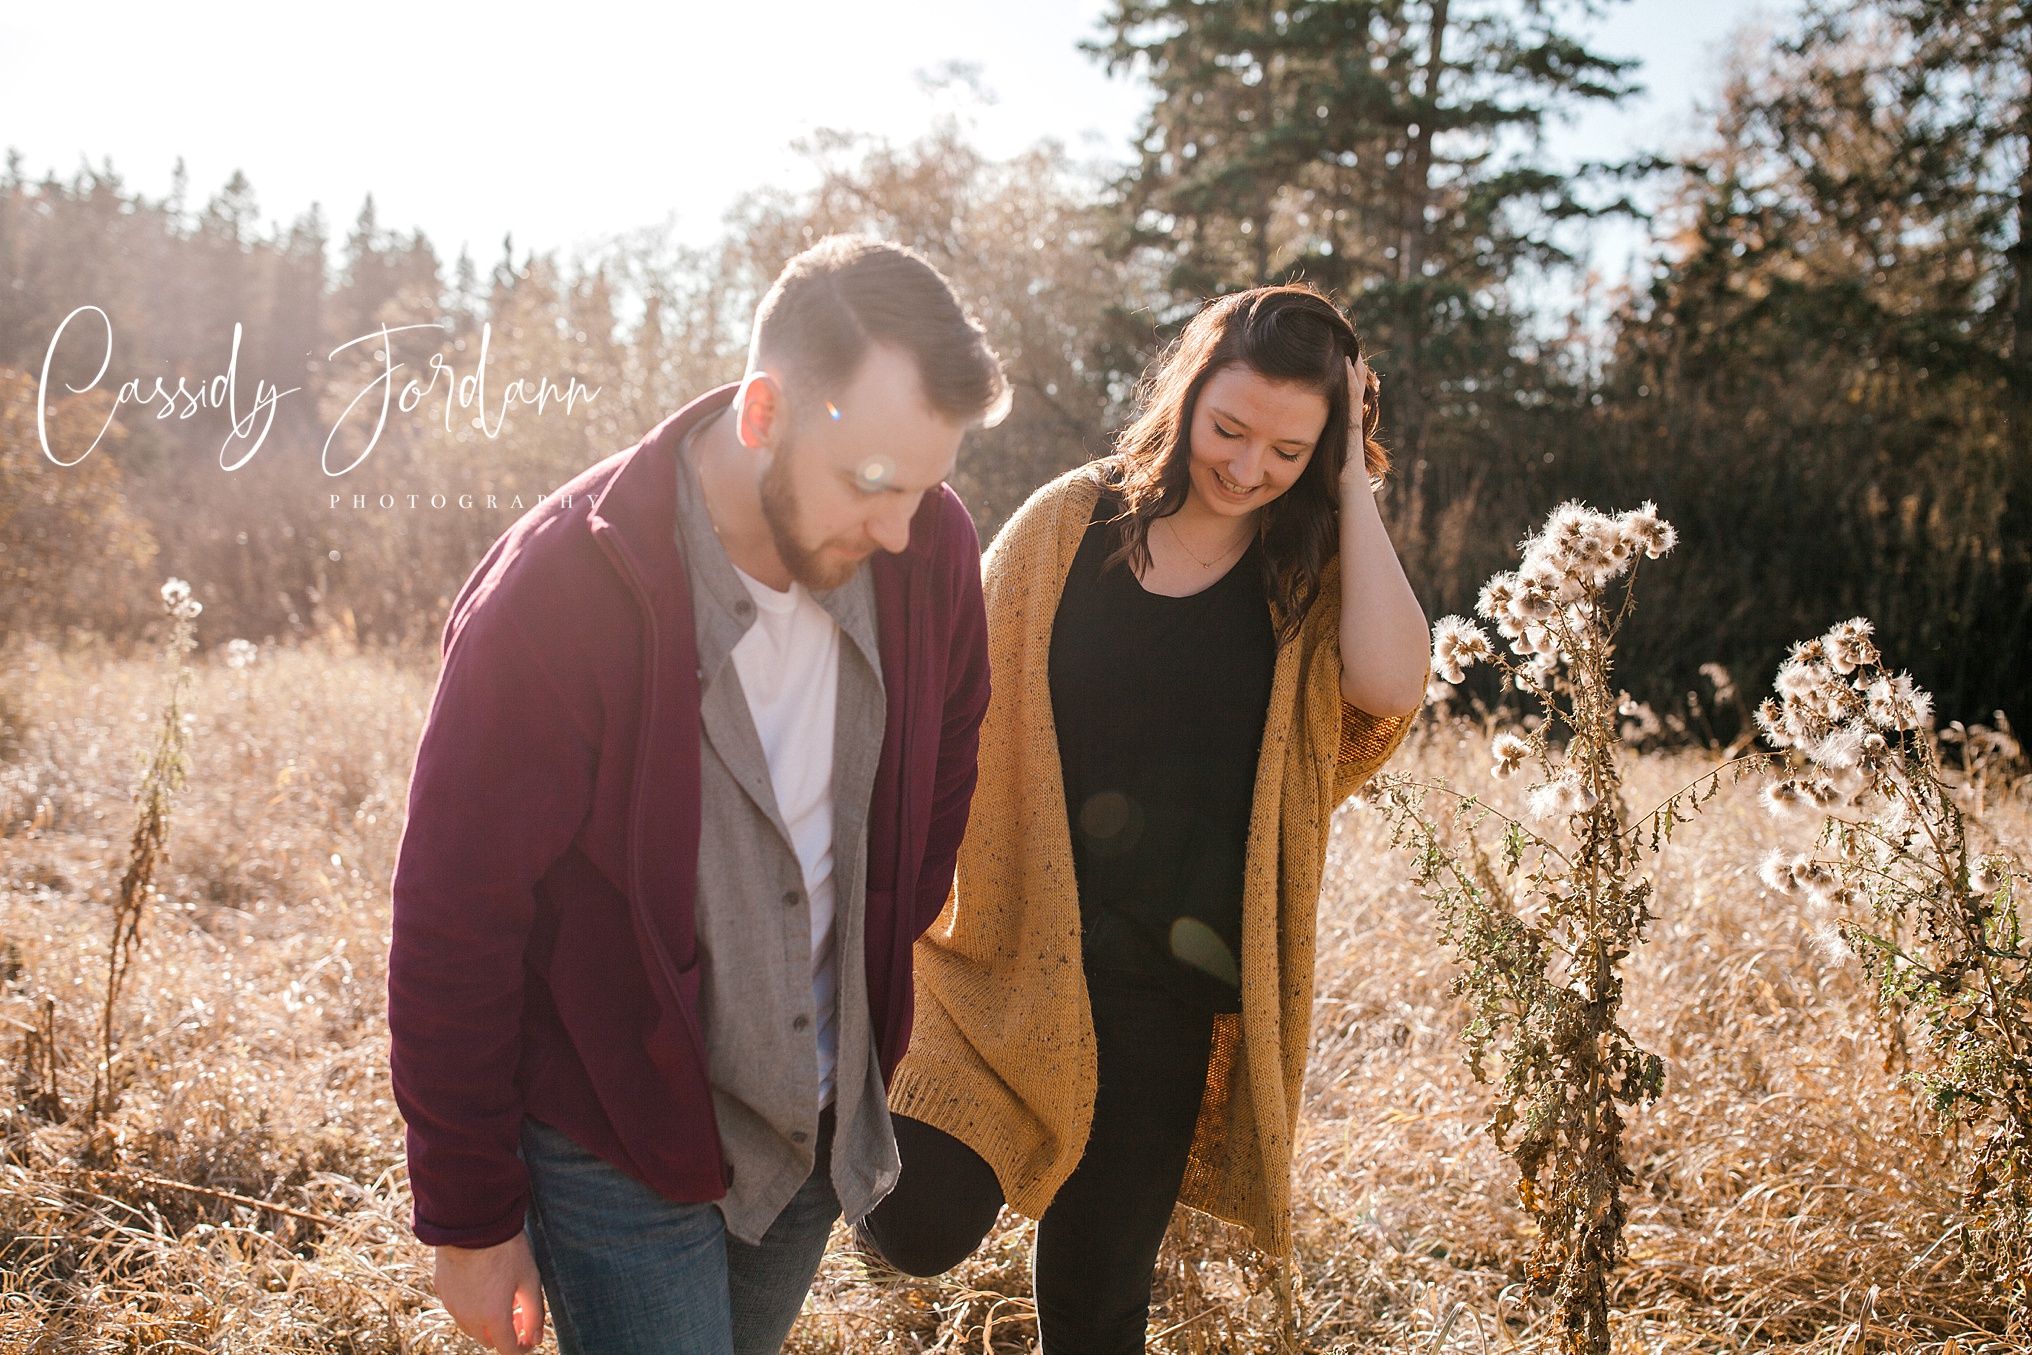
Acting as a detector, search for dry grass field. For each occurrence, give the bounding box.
[1,636,2027,1352]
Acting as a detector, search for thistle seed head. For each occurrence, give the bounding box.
[1617,501,1676,559]
[1811,723,1869,772]
[1865,672,1933,731]
[1809,920,1853,963]
[1791,857,1839,902]
[1759,849,1802,895]
[1755,698,1793,748]
[1431,616,1494,685]
[1527,772,1596,823]
[1762,780,1808,817]
[1491,732,1530,779]
[1476,573,1517,622]
[159,577,202,620]
[1805,779,1846,810]
[1823,617,1879,675]
[1776,659,1826,703]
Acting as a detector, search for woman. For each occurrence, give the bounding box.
[863,284,1430,1352]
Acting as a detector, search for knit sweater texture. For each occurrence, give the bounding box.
[887,465,1418,1256]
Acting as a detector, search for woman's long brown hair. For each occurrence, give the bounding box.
[1101,284,1388,644]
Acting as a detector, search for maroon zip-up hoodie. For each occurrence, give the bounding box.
[387,385,990,1249]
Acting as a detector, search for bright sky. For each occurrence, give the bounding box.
[0,0,1775,270]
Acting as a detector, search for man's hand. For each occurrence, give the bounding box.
[435,1233,546,1353]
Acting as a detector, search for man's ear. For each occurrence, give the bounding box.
[733,372,781,450]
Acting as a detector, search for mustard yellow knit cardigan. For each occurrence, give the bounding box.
[888,466,1419,1256]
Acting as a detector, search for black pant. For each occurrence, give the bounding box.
[863,976,1216,1355]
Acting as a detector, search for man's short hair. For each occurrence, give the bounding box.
[750,236,1011,429]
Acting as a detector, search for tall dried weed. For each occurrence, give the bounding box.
[89,579,201,1128]
[1757,617,2032,1318]
[1373,500,1772,1353]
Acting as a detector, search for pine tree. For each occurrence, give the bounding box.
[1088,0,1640,459]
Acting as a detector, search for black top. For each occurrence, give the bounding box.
[1048,492,1278,1012]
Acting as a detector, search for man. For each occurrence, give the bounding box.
[387,236,1006,1355]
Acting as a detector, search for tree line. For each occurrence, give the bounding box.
[0,0,2025,732]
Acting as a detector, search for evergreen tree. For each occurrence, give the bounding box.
[335,194,441,344]
[1089,0,1640,459]
[1598,0,2032,727]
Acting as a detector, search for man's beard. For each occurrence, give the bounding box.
[758,434,864,591]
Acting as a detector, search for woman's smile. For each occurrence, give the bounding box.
[1209,467,1258,501]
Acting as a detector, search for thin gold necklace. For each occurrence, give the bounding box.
[1165,513,1252,570]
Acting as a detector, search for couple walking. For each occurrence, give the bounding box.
[387,236,1430,1355]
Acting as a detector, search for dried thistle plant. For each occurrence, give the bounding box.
[89,577,201,1127]
[1373,500,1758,1355]
[1755,617,2032,1309]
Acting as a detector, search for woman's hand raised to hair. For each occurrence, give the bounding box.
[1343,356,1378,488]
[1335,353,1429,716]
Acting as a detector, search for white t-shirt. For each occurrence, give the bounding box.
[729,564,842,1107]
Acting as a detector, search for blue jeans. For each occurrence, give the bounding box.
[520,1114,840,1355]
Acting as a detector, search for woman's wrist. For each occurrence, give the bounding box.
[1340,454,1380,507]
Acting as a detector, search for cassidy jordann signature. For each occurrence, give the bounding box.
[35,306,600,475]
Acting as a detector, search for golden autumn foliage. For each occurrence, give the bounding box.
[0,369,156,640]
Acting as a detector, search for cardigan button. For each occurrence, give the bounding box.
[791,1130,808,1145]
[792,1014,810,1031]
[783,889,801,907]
